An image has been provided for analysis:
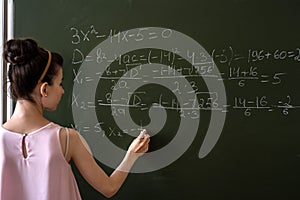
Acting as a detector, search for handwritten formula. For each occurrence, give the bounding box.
[70,25,300,135]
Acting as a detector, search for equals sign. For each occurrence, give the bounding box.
[288,51,295,58]
[260,75,269,83]
[222,105,230,113]
[217,73,225,81]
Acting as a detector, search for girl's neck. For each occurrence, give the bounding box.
[13,99,44,118]
[3,100,50,133]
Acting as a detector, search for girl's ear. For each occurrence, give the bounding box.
[39,82,49,97]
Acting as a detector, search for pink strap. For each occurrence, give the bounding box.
[64,128,70,158]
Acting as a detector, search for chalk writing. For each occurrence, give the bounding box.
[70,25,300,138]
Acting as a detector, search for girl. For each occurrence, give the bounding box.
[0,38,150,200]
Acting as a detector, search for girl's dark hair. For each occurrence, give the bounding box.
[3,38,63,102]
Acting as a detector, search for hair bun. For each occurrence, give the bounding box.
[3,38,39,65]
[6,52,32,65]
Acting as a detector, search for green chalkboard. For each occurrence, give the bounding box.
[15,0,300,199]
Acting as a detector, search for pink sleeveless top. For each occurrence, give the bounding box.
[0,122,82,200]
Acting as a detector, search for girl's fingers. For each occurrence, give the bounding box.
[138,129,147,139]
[135,134,150,153]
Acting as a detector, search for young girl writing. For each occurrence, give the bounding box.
[0,38,150,200]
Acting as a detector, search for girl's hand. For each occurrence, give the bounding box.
[127,129,150,155]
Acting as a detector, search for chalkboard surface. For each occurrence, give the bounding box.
[15,0,300,199]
